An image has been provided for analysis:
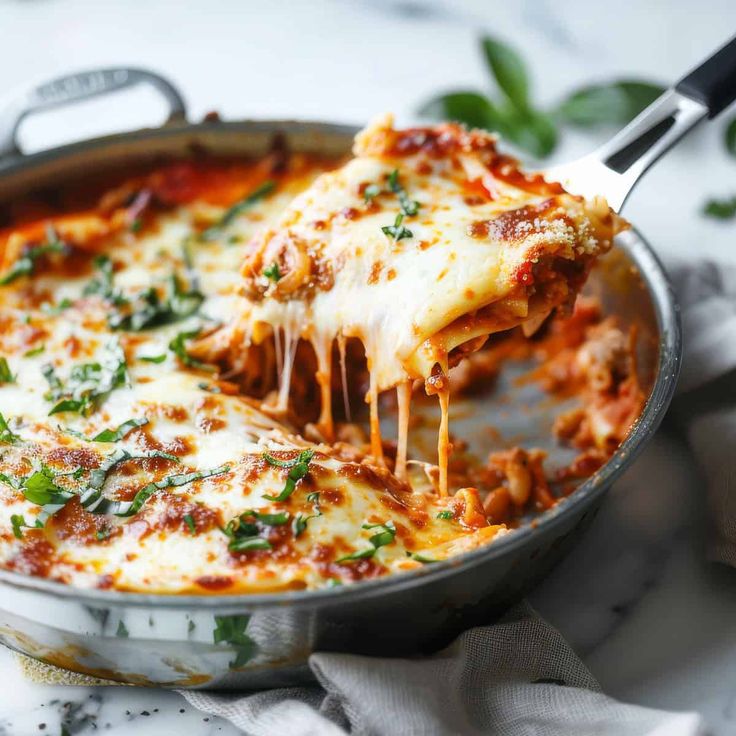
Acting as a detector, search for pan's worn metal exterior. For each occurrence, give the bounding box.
[0,69,681,689]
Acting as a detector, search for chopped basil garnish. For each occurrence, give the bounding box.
[43,340,128,416]
[198,381,221,393]
[387,169,420,216]
[109,274,204,332]
[89,417,148,443]
[199,181,276,241]
[337,520,396,562]
[23,345,45,358]
[184,513,197,535]
[0,357,14,383]
[169,329,216,372]
[0,226,67,285]
[436,510,454,520]
[109,464,229,518]
[221,508,289,552]
[263,262,282,282]
[7,449,223,525]
[409,552,438,563]
[363,183,381,202]
[96,527,112,541]
[262,449,314,502]
[213,614,257,669]
[293,491,321,538]
[139,353,167,364]
[83,255,118,301]
[0,413,19,444]
[229,537,272,552]
[130,218,143,233]
[381,213,413,241]
[11,514,37,539]
[41,297,72,315]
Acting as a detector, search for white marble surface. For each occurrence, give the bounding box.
[1,0,736,733]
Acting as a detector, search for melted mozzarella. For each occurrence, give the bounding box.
[0,155,507,593]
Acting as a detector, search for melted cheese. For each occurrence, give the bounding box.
[0,153,507,594]
[239,115,620,392]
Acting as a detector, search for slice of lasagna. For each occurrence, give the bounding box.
[235,115,625,492]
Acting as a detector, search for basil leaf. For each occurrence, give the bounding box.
[263,262,282,282]
[110,463,230,518]
[262,450,314,502]
[293,491,321,537]
[22,471,73,506]
[213,615,257,669]
[418,91,503,132]
[556,81,664,127]
[381,213,413,241]
[184,513,197,535]
[243,509,290,526]
[0,228,67,285]
[436,509,454,520]
[387,169,420,217]
[229,537,272,552]
[43,340,128,417]
[11,514,30,539]
[502,108,558,159]
[0,357,14,383]
[24,345,45,358]
[169,329,216,372]
[702,196,736,219]
[92,417,148,442]
[481,35,530,111]
[363,183,381,202]
[0,412,19,444]
[337,520,396,563]
[200,181,276,241]
[726,117,736,157]
[140,354,167,364]
[409,552,438,563]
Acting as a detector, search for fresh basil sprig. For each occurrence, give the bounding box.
[419,35,664,159]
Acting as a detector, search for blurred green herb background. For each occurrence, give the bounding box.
[418,35,736,220]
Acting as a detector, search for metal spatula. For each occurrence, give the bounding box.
[546,34,736,212]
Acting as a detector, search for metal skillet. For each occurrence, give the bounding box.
[0,35,734,688]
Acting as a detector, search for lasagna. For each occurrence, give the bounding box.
[0,119,631,594]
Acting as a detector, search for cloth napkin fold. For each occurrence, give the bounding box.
[180,602,704,736]
[18,258,736,736]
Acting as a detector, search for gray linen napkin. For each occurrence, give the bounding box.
[670,260,736,566]
[180,603,703,735]
[181,258,736,735]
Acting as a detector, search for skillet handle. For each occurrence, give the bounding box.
[0,67,187,159]
[675,34,736,118]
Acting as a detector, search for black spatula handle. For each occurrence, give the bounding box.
[676,34,736,118]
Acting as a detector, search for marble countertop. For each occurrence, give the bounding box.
[1,0,736,733]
